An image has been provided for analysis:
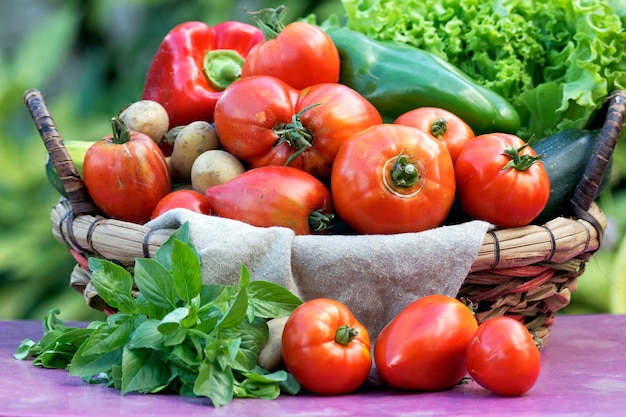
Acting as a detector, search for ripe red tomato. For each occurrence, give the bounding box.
[331,124,456,234]
[203,165,334,235]
[394,107,474,163]
[466,316,541,396]
[374,294,478,391]
[214,75,381,181]
[151,189,211,219]
[83,118,171,224]
[241,12,340,89]
[282,298,372,395]
[454,133,550,228]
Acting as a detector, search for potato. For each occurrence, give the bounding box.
[170,121,221,183]
[118,100,169,145]
[191,149,246,194]
[257,316,289,371]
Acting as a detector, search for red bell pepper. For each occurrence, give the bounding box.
[141,21,264,129]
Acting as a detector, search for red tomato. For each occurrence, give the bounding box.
[203,166,334,235]
[331,124,455,234]
[466,316,541,396]
[454,133,550,228]
[214,75,381,181]
[374,295,478,391]
[83,118,171,224]
[282,298,372,395]
[241,11,340,89]
[394,107,474,163]
[151,189,211,219]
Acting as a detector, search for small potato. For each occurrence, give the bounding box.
[118,100,169,145]
[191,149,246,194]
[257,316,289,371]
[170,121,221,183]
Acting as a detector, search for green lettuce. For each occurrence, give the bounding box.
[341,0,626,140]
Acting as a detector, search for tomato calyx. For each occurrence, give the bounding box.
[203,49,245,91]
[501,144,544,171]
[335,324,359,346]
[110,117,132,145]
[308,202,335,233]
[430,117,448,139]
[274,103,321,167]
[382,149,424,198]
[247,6,287,40]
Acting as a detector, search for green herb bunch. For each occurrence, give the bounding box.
[15,222,302,407]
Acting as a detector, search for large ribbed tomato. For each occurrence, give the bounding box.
[331,124,455,234]
[282,298,372,395]
[83,118,171,224]
[214,75,381,181]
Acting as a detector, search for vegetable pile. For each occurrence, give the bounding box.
[24,0,625,408]
[341,0,626,141]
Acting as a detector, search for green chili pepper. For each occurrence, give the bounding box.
[326,27,520,135]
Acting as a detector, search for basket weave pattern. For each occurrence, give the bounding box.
[26,89,625,345]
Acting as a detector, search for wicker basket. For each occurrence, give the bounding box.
[25,88,625,345]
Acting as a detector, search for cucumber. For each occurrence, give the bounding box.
[45,140,94,197]
[532,128,612,224]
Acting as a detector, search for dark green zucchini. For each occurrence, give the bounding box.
[532,128,612,224]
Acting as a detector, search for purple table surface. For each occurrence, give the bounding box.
[1,314,625,417]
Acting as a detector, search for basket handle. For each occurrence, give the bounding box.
[24,89,100,216]
[570,90,625,236]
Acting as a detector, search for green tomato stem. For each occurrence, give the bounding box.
[430,117,447,139]
[110,117,131,144]
[335,325,358,346]
[390,150,420,188]
[501,144,544,171]
[275,103,322,166]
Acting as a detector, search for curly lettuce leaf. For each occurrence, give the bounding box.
[341,0,626,139]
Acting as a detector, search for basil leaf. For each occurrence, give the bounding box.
[81,315,134,356]
[170,239,202,303]
[134,258,178,309]
[69,345,122,379]
[121,347,174,395]
[154,222,195,270]
[89,258,136,313]
[194,359,234,408]
[158,307,190,335]
[248,281,303,319]
[128,319,165,350]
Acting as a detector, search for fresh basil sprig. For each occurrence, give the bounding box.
[15,222,302,407]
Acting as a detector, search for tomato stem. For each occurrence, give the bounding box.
[308,208,334,233]
[391,150,420,188]
[430,117,447,139]
[335,325,358,346]
[246,6,287,40]
[275,103,321,166]
[110,117,131,145]
[501,145,544,171]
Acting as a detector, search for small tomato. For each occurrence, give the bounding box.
[454,133,550,228]
[466,316,541,397]
[394,107,474,163]
[374,294,478,391]
[282,298,372,395]
[83,117,171,224]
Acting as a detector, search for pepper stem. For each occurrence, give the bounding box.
[335,325,358,346]
[203,49,245,91]
[110,117,131,145]
[501,144,544,171]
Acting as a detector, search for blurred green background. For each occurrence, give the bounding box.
[1,0,624,323]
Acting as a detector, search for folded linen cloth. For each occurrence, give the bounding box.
[146,209,492,338]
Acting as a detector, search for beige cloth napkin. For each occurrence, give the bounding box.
[146,210,491,338]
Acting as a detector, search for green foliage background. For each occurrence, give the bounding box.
[1,0,624,322]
